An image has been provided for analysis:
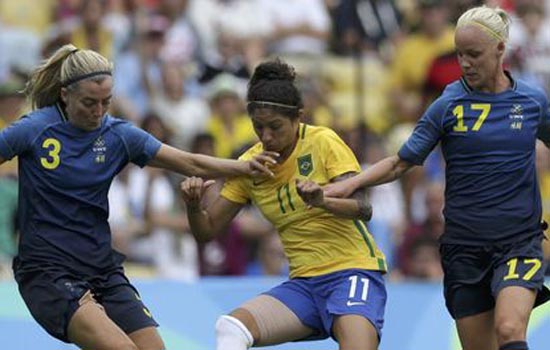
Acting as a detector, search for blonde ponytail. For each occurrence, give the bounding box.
[24,44,113,110]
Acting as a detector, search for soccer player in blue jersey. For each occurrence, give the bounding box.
[325,6,550,350]
[0,44,276,350]
[180,59,387,350]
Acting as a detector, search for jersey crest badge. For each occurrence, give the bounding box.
[93,136,107,163]
[297,154,313,176]
[509,104,524,130]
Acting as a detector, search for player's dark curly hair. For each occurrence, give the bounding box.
[246,58,303,119]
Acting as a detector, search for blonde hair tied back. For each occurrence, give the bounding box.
[24,44,113,109]
[456,5,511,43]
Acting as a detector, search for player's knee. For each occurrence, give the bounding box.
[495,319,526,344]
[215,315,253,350]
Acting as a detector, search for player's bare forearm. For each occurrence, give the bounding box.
[186,153,249,178]
[151,145,248,178]
[319,197,372,221]
[186,203,218,242]
[355,155,413,188]
[184,196,243,243]
[306,172,372,221]
[152,145,276,179]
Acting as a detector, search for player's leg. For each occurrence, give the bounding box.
[70,289,163,350]
[455,310,498,350]
[128,327,165,350]
[216,299,313,350]
[216,308,255,350]
[14,267,137,349]
[326,269,386,350]
[440,243,497,350]
[332,315,378,350]
[99,271,164,350]
[216,279,319,349]
[493,287,535,350]
[67,290,138,350]
[491,235,550,350]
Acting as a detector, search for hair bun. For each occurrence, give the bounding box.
[495,7,511,27]
[249,58,296,88]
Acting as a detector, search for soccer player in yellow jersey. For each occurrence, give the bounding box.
[180,59,387,350]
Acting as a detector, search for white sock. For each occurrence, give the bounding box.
[215,315,254,350]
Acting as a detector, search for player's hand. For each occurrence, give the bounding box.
[323,178,357,198]
[296,179,324,208]
[243,151,279,177]
[180,177,215,210]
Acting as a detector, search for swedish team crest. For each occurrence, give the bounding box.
[297,154,313,176]
[509,104,524,130]
[93,136,107,163]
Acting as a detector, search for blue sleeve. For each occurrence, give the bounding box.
[0,115,37,160]
[398,98,447,165]
[114,120,162,167]
[536,96,550,144]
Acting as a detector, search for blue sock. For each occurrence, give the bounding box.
[499,341,528,350]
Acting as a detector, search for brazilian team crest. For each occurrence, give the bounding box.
[297,154,313,176]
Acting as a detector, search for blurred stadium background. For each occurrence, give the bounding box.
[1,0,549,349]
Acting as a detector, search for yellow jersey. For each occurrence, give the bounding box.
[221,123,387,278]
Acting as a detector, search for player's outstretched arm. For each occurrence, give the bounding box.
[180,177,243,242]
[324,155,414,198]
[149,144,277,179]
[297,175,372,221]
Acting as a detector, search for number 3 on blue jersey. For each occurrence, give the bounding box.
[41,138,61,170]
[453,103,491,132]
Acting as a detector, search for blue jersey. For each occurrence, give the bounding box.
[399,76,550,245]
[0,105,161,273]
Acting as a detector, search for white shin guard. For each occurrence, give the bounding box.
[215,315,254,350]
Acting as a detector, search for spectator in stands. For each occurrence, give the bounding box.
[206,74,257,158]
[198,30,251,85]
[422,50,462,107]
[188,0,270,68]
[389,0,455,123]
[246,231,289,276]
[125,113,199,280]
[398,181,444,276]
[260,0,331,56]
[113,14,170,120]
[508,2,550,95]
[156,0,198,64]
[70,0,115,59]
[407,236,443,280]
[149,60,210,150]
[328,0,402,55]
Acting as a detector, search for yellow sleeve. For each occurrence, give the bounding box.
[220,149,257,204]
[320,128,361,179]
[220,177,250,204]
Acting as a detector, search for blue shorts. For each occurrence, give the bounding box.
[13,261,158,342]
[265,269,386,341]
[441,234,550,319]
